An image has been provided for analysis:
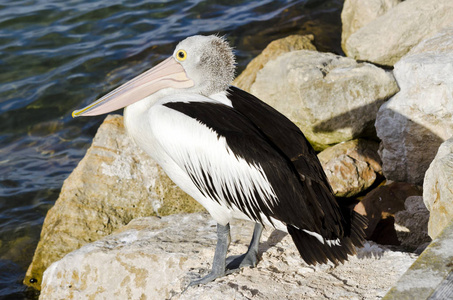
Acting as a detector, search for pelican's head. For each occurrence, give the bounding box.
[173,35,235,96]
[72,35,236,117]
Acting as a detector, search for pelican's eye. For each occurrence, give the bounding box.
[176,49,187,61]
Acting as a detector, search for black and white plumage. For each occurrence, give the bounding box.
[73,35,367,284]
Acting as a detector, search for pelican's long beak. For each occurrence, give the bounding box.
[72,57,194,117]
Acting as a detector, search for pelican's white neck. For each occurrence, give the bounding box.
[123,92,161,153]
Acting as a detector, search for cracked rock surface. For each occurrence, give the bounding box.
[40,213,416,300]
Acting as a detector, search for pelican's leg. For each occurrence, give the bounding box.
[225,222,263,272]
[189,223,231,286]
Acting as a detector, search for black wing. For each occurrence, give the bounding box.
[226,86,366,265]
[226,87,345,234]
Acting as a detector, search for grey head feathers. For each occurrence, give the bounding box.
[173,35,236,96]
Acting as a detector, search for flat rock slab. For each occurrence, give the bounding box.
[40,213,416,300]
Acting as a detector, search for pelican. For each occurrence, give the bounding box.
[73,35,366,286]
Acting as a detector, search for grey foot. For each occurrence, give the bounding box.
[225,251,259,273]
[226,222,263,273]
[188,250,260,287]
[188,223,231,287]
[187,222,263,287]
[188,269,228,287]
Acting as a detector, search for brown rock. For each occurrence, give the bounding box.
[232,34,316,92]
[318,139,382,197]
[356,181,422,245]
[25,114,203,290]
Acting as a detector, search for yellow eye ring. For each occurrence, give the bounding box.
[176,49,187,61]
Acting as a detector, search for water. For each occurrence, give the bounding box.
[0,0,343,298]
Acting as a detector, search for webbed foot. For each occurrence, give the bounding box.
[187,222,263,287]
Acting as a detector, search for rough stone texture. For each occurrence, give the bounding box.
[394,196,431,251]
[344,0,453,66]
[341,0,401,51]
[423,137,453,239]
[251,50,398,150]
[375,26,453,185]
[25,114,203,290]
[318,139,382,197]
[40,213,417,300]
[384,218,453,300]
[233,34,316,92]
[355,182,422,246]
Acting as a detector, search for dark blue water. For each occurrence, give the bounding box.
[0,0,343,298]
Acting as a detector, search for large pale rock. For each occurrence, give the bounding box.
[355,182,422,245]
[233,34,316,92]
[318,139,382,197]
[40,213,417,300]
[25,114,203,290]
[375,26,453,185]
[423,137,453,239]
[251,50,398,150]
[341,0,401,51]
[394,196,431,251]
[345,0,453,66]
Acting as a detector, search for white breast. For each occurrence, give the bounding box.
[124,92,288,231]
[123,93,237,225]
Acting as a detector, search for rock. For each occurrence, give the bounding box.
[251,50,398,150]
[344,0,453,66]
[423,137,453,239]
[375,26,453,185]
[356,182,422,245]
[40,213,417,300]
[394,196,431,251]
[384,218,453,299]
[318,139,382,197]
[233,35,316,92]
[25,114,203,290]
[341,0,401,51]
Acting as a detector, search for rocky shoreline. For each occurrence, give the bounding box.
[27,0,453,298]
